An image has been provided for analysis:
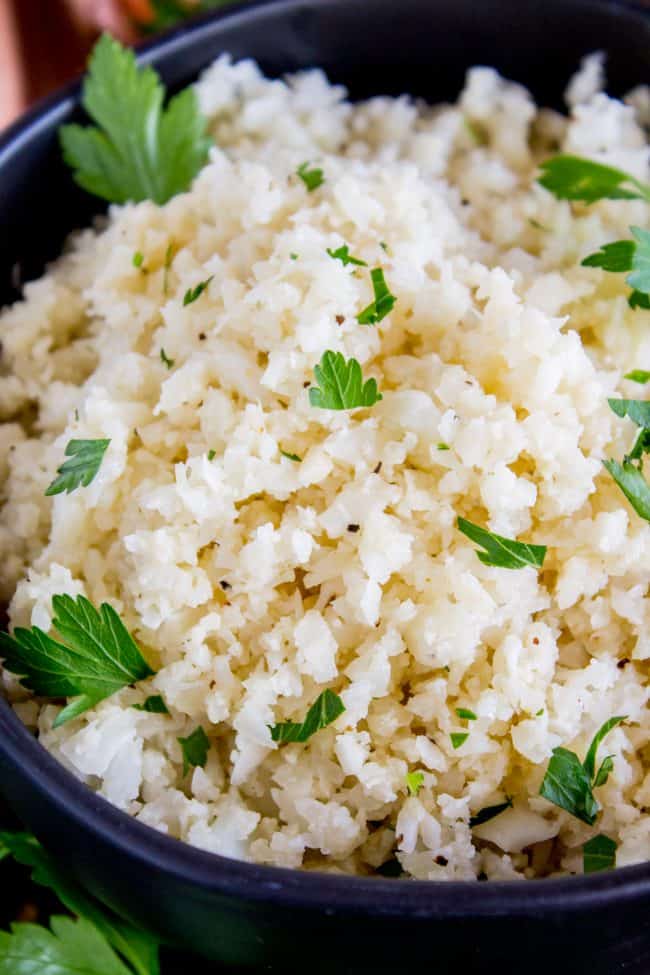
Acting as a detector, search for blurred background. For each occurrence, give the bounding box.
[0,0,233,131]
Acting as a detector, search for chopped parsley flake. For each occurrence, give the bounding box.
[457,517,547,570]
[357,268,397,325]
[450,732,469,749]
[624,370,650,384]
[583,834,617,874]
[270,689,344,744]
[159,348,174,369]
[327,244,367,267]
[183,276,213,306]
[297,162,324,192]
[207,449,216,461]
[132,251,144,268]
[133,694,169,714]
[406,771,424,797]
[280,449,302,462]
[177,726,210,776]
[455,707,477,721]
[469,797,513,828]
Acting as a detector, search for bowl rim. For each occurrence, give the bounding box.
[0,0,649,919]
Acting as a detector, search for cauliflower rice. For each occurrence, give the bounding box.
[0,54,649,880]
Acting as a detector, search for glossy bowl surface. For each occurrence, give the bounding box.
[0,1,649,970]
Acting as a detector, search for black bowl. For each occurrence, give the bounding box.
[0,0,649,971]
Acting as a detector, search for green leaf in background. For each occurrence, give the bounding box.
[60,35,212,205]
[457,517,547,570]
[538,154,650,203]
[0,916,133,975]
[0,833,160,975]
[583,834,617,874]
[177,727,210,775]
[309,350,382,410]
[357,268,397,325]
[270,689,345,744]
[0,595,154,728]
[45,439,110,496]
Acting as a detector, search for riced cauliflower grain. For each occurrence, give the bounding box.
[0,56,648,881]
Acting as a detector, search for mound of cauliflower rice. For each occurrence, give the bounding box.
[0,53,648,881]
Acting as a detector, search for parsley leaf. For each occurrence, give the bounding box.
[629,289,650,310]
[177,726,210,775]
[0,594,154,728]
[603,459,650,521]
[132,251,144,269]
[539,716,626,824]
[455,707,477,721]
[159,348,174,369]
[357,268,397,325]
[450,732,469,749]
[538,155,650,203]
[296,162,324,191]
[583,834,617,874]
[327,245,367,267]
[207,449,216,461]
[406,771,424,796]
[437,442,450,451]
[45,439,110,497]
[582,227,650,306]
[624,370,650,384]
[183,276,213,306]
[132,695,169,714]
[60,35,212,205]
[582,239,636,272]
[469,798,513,829]
[0,916,133,975]
[280,449,302,462]
[608,397,650,429]
[457,517,547,569]
[309,350,382,410]
[270,688,345,744]
[0,832,160,975]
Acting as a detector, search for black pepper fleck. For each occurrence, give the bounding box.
[219,580,232,591]
[347,524,360,533]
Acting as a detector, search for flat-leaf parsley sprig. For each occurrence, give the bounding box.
[538,155,650,309]
[270,689,345,744]
[357,268,397,325]
[457,517,547,570]
[0,595,154,727]
[309,351,382,410]
[45,439,110,497]
[60,34,212,205]
[539,716,627,825]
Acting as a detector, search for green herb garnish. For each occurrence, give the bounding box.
[406,771,424,797]
[132,251,144,269]
[132,695,169,714]
[450,732,469,749]
[0,915,135,975]
[327,245,367,267]
[357,268,397,325]
[177,727,210,776]
[457,517,547,570]
[624,370,650,384]
[45,439,110,497]
[0,831,160,975]
[159,348,174,370]
[309,350,382,410]
[608,397,650,430]
[538,155,650,204]
[437,442,450,451]
[297,162,324,192]
[583,834,617,874]
[270,689,344,744]
[582,227,650,307]
[163,242,174,296]
[455,707,477,721]
[60,35,211,205]
[183,276,213,306]
[207,449,216,461]
[0,595,154,728]
[539,716,627,824]
[280,449,302,462]
[469,797,513,828]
